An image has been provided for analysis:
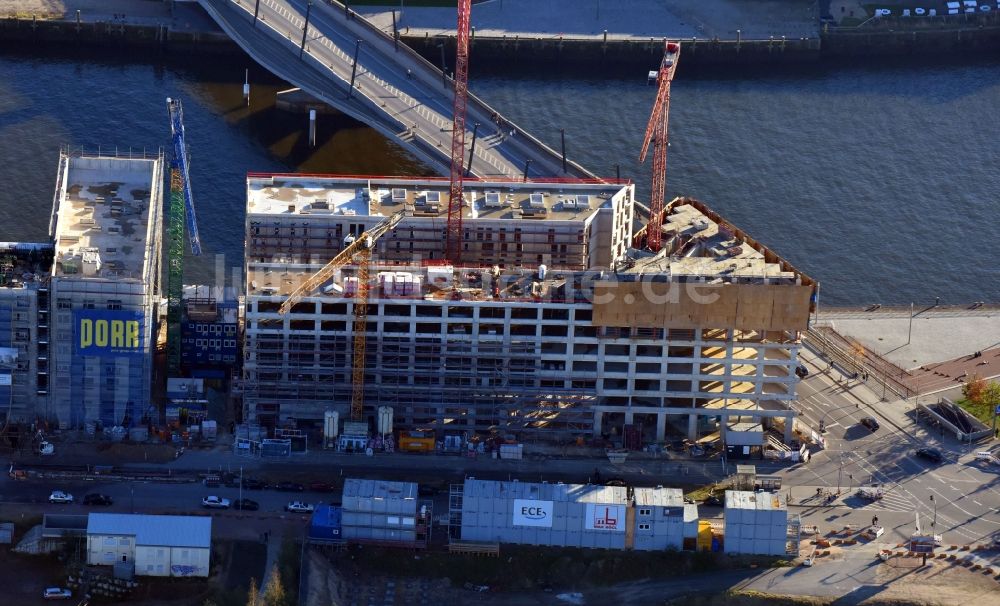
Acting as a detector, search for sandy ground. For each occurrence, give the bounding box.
[0,0,170,21]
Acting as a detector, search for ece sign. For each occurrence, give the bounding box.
[74,310,144,358]
[585,504,626,532]
[513,499,553,528]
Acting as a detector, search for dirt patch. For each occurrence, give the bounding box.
[0,550,68,605]
[16,441,179,466]
[330,545,776,592]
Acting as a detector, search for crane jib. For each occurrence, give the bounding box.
[167,99,203,257]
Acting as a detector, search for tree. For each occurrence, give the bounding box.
[981,381,1000,412]
[261,565,287,606]
[246,578,260,606]
[963,374,986,404]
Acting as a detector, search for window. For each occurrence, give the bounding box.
[638,523,650,530]
[57,298,71,309]
[639,508,651,516]
[107,300,122,310]
[119,538,129,545]
[387,516,400,525]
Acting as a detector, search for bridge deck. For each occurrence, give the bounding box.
[199,0,596,181]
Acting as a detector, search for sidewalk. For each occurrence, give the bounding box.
[356,0,820,42]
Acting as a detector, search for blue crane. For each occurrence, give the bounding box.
[166,97,202,256]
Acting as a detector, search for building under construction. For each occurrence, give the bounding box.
[242,174,815,444]
[0,149,164,430]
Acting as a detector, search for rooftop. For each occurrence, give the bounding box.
[0,243,53,288]
[725,490,786,512]
[625,199,803,284]
[52,153,161,281]
[463,479,629,504]
[87,513,211,548]
[342,478,418,500]
[246,174,626,223]
[633,486,684,508]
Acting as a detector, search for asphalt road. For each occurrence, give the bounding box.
[787,347,1000,547]
[205,0,583,181]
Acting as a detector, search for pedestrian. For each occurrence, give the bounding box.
[510,129,516,138]
[406,69,412,79]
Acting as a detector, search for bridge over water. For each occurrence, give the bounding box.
[198,0,598,181]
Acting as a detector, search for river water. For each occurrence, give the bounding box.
[0,47,997,306]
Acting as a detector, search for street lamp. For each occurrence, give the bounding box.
[848,473,853,493]
[929,494,937,529]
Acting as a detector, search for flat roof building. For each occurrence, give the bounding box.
[86,513,211,577]
[340,478,429,546]
[723,490,793,556]
[455,479,697,551]
[242,174,816,446]
[0,243,53,423]
[48,149,164,428]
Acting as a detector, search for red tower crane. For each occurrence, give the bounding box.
[639,40,681,252]
[444,0,472,263]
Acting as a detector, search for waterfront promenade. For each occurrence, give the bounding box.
[359,0,820,41]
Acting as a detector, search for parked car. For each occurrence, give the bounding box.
[242,478,267,490]
[604,478,626,487]
[703,494,723,507]
[915,448,943,464]
[82,493,113,506]
[43,587,72,600]
[274,482,305,492]
[202,496,231,509]
[48,491,74,504]
[285,501,314,514]
[308,482,335,493]
[860,417,880,432]
[669,439,687,453]
[795,365,809,378]
[232,498,259,511]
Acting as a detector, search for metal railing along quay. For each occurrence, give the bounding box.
[803,327,914,401]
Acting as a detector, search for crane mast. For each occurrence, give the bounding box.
[639,41,681,253]
[278,211,405,421]
[165,97,203,377]
[445,0,472,263]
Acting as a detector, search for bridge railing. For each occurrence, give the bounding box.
[324,0,597,179]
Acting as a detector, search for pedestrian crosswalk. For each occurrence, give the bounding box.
[855,488,914,513]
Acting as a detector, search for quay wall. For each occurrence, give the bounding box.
[2,9,1000,64]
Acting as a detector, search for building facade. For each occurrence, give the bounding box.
[340,478,428,546]
[723,490,792,556]
[0,243,51,422]
[180,285,239,379]
[47,150,164,428]
[455,479,697,551]
[86,513,211,577]
[242,175,816,444]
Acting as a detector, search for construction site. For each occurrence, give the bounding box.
[242,175,815,447]
[239,28,816,451]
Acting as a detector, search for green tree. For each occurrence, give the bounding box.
[981,381,1000,411]
[261,565,287,606]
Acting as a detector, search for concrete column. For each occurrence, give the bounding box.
[656,413,667,442]
[593,410,603,435]
[719,414,728,445]
[687,413,698,440]
[624,410,634,425]
[784,413,794,443]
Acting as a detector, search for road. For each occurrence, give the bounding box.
[786,346,1000,548]
[200,0,594,181]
